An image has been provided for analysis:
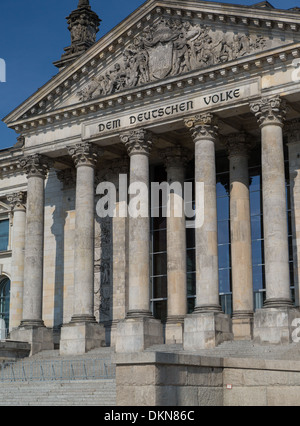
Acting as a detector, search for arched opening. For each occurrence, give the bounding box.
[0,277,10,336]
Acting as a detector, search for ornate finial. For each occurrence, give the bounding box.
[78,0,90,7]
[54,0,101,70]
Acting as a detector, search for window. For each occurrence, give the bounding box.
[0,220,9,252]
[0,277,10,335]
[150,146,295,321]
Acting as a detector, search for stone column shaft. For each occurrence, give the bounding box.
[116,129,163,353]
[167,165,187,318]
[121,130,153,317]
[20,155,52,327]
[68,142,101,323]
[251,96,292,308]
[226,134,254,340]
[7,192,26,330]
[185,114,221,313]
[183,114,232,350]
[60,143,106,356]
[250,96,298,345]
[286,120,300,308]
[162,147,189,344]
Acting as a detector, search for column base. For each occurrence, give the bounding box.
[232,311,254,341]
[254,306,300,345]
[183,312,233,351]
[59,321,106,356]
[165,316,185,345]
[115,316,164,353]
[9,325,54,356]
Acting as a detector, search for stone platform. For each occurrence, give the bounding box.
[116,341,300,406]
[0,340,31,361]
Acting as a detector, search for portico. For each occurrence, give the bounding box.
[2,0,300,356]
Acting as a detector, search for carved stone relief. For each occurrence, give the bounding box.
[94,215,113,323]
[78,17,267,101]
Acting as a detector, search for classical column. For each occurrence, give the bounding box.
[286,119,300,308]
[183,113,232,350]
[9,154,54,355]
[115,129,163,353]
[68,142,100,323]
[60,142,105,355]
[121,129,153,318]
[7,192,26,331]
[225,133,254,340]
[20,155,52,327]
[250,96,298,344]
[161,146,189,344]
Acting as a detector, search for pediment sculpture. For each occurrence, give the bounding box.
[78,17,267,101]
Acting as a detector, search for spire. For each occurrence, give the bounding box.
[54,0,101,70]
[78,0,90,7]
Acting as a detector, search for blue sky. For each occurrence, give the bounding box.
[0,0,298,150]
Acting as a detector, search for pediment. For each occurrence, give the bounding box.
[4,0,300,130]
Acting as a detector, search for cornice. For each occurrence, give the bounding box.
[3,0,300,131]
[7,42,300,135]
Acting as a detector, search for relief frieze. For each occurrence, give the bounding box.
[78,17,267,101]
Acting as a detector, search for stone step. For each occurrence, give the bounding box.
[0,379,116,406]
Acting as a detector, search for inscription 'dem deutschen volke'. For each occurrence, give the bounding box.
[97,87,241,133]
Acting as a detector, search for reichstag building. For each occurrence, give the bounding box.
[1,0,300,363]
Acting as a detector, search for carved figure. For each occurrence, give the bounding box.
[77,17,268,101]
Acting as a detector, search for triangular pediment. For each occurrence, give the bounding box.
[4,0,300,130]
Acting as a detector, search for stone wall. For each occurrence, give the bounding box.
[116,352,223,406]
[116,352,300,406]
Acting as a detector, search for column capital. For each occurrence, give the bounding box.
[120,129,155,157]
[184,113,219,142]
[224,133,253,158]
[160,145,191,170]
[250,95,287,128]
[19,154,53,179]
[7,191,27,212]
[67,142,103,168]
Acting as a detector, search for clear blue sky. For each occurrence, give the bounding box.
[0,0,298,150]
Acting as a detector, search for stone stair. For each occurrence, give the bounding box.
[0,380,116,406]
[0,347,116,406]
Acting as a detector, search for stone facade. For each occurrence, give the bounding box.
[1,0,300,360]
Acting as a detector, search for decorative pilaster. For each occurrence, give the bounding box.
[115,129,163,353]
[7,192,27,330]
[9,155,54,356]
[250,96,298,344]
[60,142,105,355]
[224,133,254,340]
[183,114,233,350]
[160,146,190,344]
